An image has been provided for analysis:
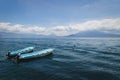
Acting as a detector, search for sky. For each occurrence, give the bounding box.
[0,0,120,36]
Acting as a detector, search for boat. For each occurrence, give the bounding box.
[16,48,54,62]
[6,47,34,58]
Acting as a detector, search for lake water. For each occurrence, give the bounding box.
[0,37,120,80]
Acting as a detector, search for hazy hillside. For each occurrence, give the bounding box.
[68,30,120,37]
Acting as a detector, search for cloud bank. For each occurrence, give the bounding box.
[0,18,120,36]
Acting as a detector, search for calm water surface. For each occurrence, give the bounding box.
[0,37,120,80]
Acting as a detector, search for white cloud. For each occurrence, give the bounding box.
[0,18,120,36]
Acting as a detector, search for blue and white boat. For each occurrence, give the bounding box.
[6,47,34,58]
[16,48,54,61]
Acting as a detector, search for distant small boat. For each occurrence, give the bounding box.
[6,47,34,58]
[16,48,54,62]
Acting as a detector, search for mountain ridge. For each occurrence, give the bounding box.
[68,30,120,37]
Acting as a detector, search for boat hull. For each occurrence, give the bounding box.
[6,47,34,58]
[17,48,54,61]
